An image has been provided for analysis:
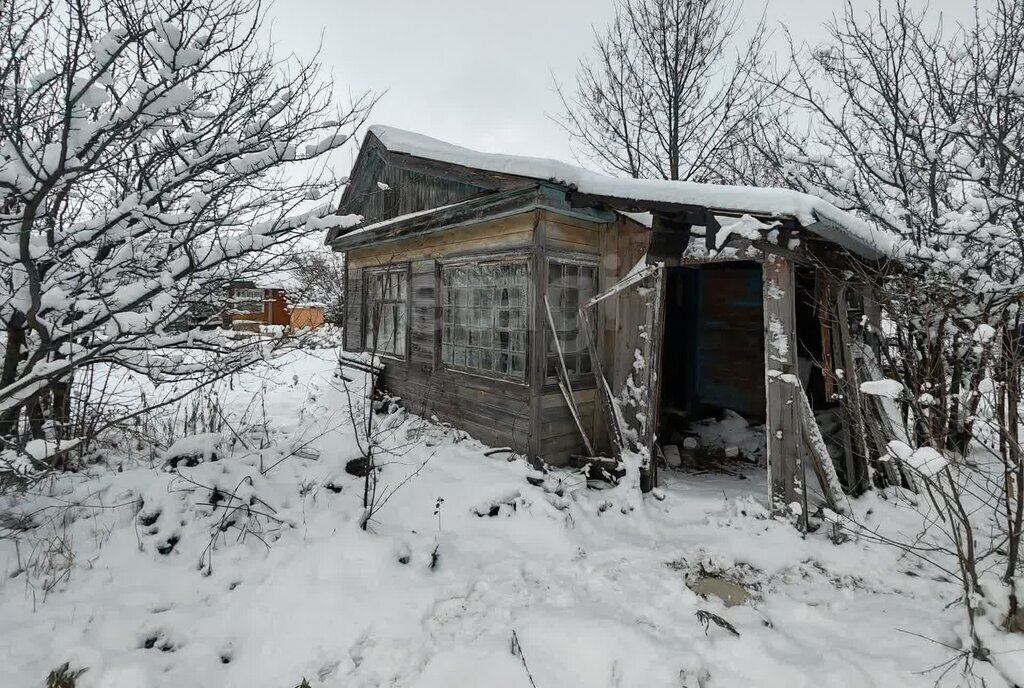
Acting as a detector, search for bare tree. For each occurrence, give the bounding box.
[769,0,1024,671]
[0,0,374,474]
[555,0,776,183]
[334,263,431,531]
[287,247,346,326]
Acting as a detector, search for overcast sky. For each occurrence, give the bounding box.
[268,0,975,175]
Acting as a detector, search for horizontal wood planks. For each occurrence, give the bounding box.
[543,212,603,255]
[539,389,596,463]
[347,212,536,268]
[341,206,626,465]
[383,364,533,454]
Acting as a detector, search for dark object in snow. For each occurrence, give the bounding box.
[324,482,343,494]
[45,662,87,688]
[218,518,237,533]
[345,457,371,477]
[525,475,545,488]
[141,632,175,652]
[429,544,440,570]
[209,487,226,508]
[220,653,232,664]
[294,679,313,688]
[569,455,625,484]
[696,609,740,637]
[137,510,160,527]
[162,433,224,469]
[397,554,410,565]
[156,535,180,555]
[473,492,524,517]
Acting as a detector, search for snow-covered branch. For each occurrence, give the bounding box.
[0,0,374,441]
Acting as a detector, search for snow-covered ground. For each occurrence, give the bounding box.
[0,349,1016,687]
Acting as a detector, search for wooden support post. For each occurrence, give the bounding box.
[528,211,547,462]
[762,256,807,525]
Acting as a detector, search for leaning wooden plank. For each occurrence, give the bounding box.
[544,295,596,456]
[337,350,384,375]
[794,379,852,516]
[581,262,660,310]
[830,284,875,491]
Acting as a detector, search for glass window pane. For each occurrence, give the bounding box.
[363,267,408,357]
[438,260,529,380]
[545,260,596,381]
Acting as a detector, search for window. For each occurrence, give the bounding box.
[234,288,263,301]
[441,261,528,379]
[546,261,598,380]
[230,288,264,313]
[364,268,408,357]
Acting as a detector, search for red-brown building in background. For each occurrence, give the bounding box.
[225,280,323,332]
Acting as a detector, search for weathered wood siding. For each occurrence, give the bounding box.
[338,146,490,228]
[344,264,363,351]
[592,216,651,454]
[385,367,533,454]
[532,211,607,463]
[763,256,804,517]
[343,206,630,465]
[539,389,597,464]
[409,260,436,372]
[344,212,539,456]
[543,212,603,255]
[347,212,536,268]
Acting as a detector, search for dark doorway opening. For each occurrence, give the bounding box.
[659,262,766,444]
[656,261,837,472]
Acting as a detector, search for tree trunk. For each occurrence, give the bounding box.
[0,320,25,439]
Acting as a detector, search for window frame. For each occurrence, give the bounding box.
[437,255,532,384]
[545,256,600,385]
[234,288,264,302]
[362,264,411,360]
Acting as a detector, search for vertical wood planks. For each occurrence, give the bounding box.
[762,256,806,522]
[345,266,363,351]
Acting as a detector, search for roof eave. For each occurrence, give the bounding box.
[327,185,543,252]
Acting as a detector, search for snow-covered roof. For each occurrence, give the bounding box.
[369,125,898,259]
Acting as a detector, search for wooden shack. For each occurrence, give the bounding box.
[327,126,898,517]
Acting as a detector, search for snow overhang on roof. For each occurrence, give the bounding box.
[366,125,899,260]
